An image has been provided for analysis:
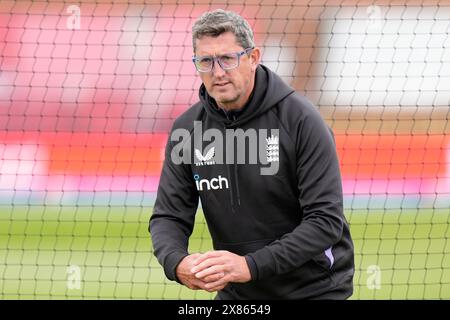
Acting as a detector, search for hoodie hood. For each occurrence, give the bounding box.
[199,64,295,127]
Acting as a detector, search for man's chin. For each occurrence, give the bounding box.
[213,94,238,105]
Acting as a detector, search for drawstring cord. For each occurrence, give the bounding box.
[224,115,241,209]
[226,154,235,213]
[234,163,241,206]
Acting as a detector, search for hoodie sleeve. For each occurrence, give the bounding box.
[246,98,345,280]
[149,135,198,283]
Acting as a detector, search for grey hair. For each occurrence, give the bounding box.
[192,9,255,53]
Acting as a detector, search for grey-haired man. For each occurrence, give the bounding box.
[150,9,354,299]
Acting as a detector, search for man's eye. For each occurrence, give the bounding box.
[220,55,234,62]
[199,57,213,64]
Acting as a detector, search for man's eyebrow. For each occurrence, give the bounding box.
[196,50,239,57]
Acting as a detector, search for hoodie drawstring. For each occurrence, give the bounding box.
[234,163,241,206]
[224,119,242,211]
[229,114,241,207]
[226,161,235,213]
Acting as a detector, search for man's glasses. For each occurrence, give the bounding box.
[192,48,254,73]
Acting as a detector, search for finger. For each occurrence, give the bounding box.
[186,282,201,290]
[193,251,223,266]
[186,253,202,265]
[204,276,229,291]
[202,272,225,283]
[183,278,206,290]
[190,253,202,259]
[195,264,225,279]
[206,284,226,293]
[191,257,224,274]
[189,278,209,290]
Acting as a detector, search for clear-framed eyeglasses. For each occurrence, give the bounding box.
[192,47,254,73]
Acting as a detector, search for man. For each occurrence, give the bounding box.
[149,9,354,299]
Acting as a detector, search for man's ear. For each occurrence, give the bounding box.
[250,47,261,72]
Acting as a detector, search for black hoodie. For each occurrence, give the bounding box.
[149,65,354,299]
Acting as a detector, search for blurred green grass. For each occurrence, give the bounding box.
[1,205,449,299]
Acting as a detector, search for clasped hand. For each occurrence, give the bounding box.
[175,250,251,292]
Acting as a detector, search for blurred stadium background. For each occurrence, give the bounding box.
[0,0,449,299]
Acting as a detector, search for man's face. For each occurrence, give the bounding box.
[194,32,260,111]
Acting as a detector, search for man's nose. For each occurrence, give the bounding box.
[211,59,226,77]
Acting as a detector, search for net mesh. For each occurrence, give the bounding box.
[0,0,449,299]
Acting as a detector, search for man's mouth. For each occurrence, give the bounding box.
[214,82,231,87]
